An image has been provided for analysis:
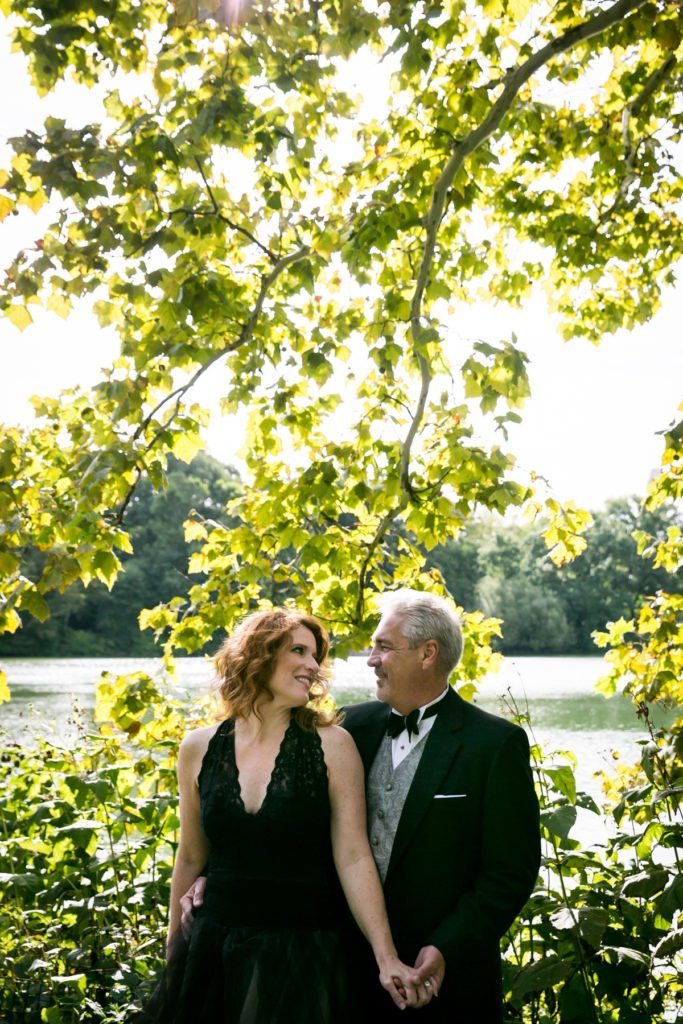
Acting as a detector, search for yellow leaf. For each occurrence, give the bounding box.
[0,195,13,222]
[0,608,21,633]
[113,531,134,554]
[7,305,32,332]
[172,432,205,464]
[139,608,157,631]
[188,551,209,574]
[0,670,9,705]
[47,293,72,319]
[508,0,532,17]
[18,190,47,213]
[184,519,208,542]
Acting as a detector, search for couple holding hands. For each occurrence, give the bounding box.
[141,589,540,1023]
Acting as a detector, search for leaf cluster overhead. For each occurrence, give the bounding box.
[0,0,681,654]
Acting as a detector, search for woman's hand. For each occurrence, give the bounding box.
[180,874,207,938]
[377,955,426,1010]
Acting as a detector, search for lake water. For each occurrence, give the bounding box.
[0,654,656,845]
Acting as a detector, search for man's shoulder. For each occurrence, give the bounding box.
[340,699,387,731]
[460,697,529,750]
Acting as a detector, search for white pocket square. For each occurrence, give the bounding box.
[434,793,466,799]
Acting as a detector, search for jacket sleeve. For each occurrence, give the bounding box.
[427,726,541,964]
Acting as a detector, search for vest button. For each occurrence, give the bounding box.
[377,809,385,819]
[372,835,380,846]
[386,783,393,791]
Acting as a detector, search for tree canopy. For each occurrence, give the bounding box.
[1,450,678,656]
[0,454,240,656]
[1,5,682,1018]
[0,0,681,664]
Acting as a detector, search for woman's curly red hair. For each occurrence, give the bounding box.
[214,609,339,730]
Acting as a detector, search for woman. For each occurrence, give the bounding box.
[144,608,421,1023]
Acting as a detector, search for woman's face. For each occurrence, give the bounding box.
[266,625,320,708]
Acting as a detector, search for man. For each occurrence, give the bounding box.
[342,589,540,1022]
[183,589,540,1022]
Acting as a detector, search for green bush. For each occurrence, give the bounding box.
[1,673,681,1023]
[503,701,682,1023]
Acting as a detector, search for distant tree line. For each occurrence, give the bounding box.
[0,454,678,658]
[0,455,241,657]
[429,499,681,654]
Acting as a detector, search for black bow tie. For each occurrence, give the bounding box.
[386,702,440,740]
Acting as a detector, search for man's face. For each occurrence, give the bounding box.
[367,612,424,713]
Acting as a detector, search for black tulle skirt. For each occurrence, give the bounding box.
[138,912,355,1024]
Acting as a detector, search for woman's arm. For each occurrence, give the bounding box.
[319,726,425,1011]
[167,728,212,947]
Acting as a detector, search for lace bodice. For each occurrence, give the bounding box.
[197,716,342,928]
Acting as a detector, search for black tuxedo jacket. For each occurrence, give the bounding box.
[342,688,541,1022]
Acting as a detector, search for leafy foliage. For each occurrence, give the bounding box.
[0,454,240,656]
[1,476,676,657]
[1,670,681,1023]
[431,496,681,653]
[0,5,681,1018]
[1,0,681,647]
[593,408,683,763]
[504,714,682,1023]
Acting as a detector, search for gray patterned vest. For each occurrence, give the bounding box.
[366,733,429,882]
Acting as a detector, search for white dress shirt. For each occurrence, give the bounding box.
[390,687,449,768]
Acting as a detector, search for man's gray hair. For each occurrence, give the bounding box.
[378,589,464,675]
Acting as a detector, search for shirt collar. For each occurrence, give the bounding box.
[390,686,449,721]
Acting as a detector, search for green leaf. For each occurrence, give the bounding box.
[601,946,650,970]
[544,766,576,803]
[551,907,609,948]
[20,589,50,622]
[41,1006,63,1024]
[653,929,683,958]
[92,550,120,590]
[621,868,669,900]
[541,805,577,840]
[510,955,572,997]
[637,822,664,859]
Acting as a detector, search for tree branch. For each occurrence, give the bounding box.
[413,0,647,325]
[193,155,277,260]
[600,52,678,223]
[354,498,409,625]
[353,0,648,624]
[631,53,678,118]
[113,243,311,523]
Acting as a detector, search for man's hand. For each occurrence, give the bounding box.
[180,875,207,939]
[414,945,445,1002]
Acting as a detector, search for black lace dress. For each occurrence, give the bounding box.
[142,716,354,1024]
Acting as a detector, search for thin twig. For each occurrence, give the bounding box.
[114,244,311,522]
[193,154,277,260]
[600,53,677,222]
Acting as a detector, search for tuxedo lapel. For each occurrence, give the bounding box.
[386,689,466,882]
[347,703,392,775]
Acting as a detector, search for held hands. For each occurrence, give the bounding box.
[180,875,207,939]
[414,944,446,1001]
[377,955,425,1011]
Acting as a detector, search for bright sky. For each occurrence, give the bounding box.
[1,17,681,511]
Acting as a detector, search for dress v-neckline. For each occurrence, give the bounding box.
[231,717,294,817]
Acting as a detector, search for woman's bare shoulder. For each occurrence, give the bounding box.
[179,721,223,759]
[317,723,359,761]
